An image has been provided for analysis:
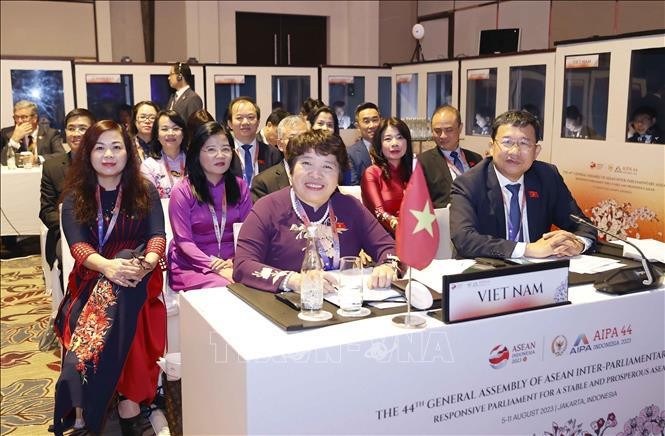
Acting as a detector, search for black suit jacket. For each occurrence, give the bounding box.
[1,125,64,165]
[167,88,203,124]
[417,147,483,208]
[230,140,283,181]
[450,158,597,259]
[250,161,290,203]
[40,151,71,267]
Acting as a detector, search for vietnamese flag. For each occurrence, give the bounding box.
[396,161,439,270]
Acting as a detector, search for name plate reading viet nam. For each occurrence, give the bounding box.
[443,260,570,323]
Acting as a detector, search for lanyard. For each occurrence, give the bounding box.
[96,185,123,251]
[208,186,228,257]
[290,188,340,270]
[500,186,527,242]
[162,153,185,190]
[443,151,469,178]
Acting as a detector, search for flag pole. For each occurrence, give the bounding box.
[392,267,426,329]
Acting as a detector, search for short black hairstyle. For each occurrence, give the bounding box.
[266,108,289,126]
[173,61,194,86]
[565,105,582,121]
[286,130,349,184]
[65,108,96,126]
[354,102,380,119]
[631,106,657,120]
[491,110,541,142]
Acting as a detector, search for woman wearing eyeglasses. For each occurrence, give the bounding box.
[140,110,188,199]
[167,121,252,291]
[128,101,159,162]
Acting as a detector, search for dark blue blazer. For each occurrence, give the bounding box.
[347,139,371,186]
[450,158,596,259]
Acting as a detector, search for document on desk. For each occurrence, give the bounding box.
[409,259,477,293]
[615,238,665,263]
[324,288,405,309]
[520,255,625,274]
[324,270,404,308]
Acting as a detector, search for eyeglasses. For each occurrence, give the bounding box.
[159,126,183,134]
[202,146,233,156]
[137,115,156,122]
[495,137,536,152]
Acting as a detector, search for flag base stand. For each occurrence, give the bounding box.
[392,314,426,329]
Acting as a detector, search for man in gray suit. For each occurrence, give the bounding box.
[251,115,308,202]
[167,62,203,123]
[347,102,381,185]
[1,100,64,165]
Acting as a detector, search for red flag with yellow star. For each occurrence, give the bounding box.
[396,161,440,270]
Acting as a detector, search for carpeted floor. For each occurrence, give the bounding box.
[0,256,157,436]
[1,255,59,435]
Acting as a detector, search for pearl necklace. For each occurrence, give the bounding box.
[290,188,329,225]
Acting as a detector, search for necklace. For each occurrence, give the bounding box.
[290,188,329,224]
[289,188,339,270]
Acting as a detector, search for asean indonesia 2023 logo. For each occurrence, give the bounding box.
[488,344,510,369]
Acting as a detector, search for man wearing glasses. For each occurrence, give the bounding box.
[450,110,596,259]
[38,108,96,350]
[1,100,64,165]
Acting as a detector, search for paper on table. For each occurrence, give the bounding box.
[325,288,402,305]
[615,238,665,263]
[324,269,405,309]
[523,254,625,274]
[409,259,477,293]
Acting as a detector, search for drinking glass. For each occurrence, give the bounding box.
[337,256,370,317]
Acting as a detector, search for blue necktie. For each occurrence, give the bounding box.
[450,151,465,173]
[506,184,522,242]
[242,144,253,183]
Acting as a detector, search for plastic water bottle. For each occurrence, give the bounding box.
[6,146,16,170]
[300,224,324,316]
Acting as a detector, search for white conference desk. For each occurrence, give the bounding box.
[180,282,665,435]
[0,165,43,236]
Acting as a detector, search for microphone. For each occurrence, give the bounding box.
[569,214,663,294]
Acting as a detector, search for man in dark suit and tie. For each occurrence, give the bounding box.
[227,96,282,186]
[1,100,64,165]
[38,108,95,350]
[450,110,596,259]
[251,115,309,202]
[40,108,96,274]
[167,62,203,123]
[347,102,381,185]
[418,105,483,208]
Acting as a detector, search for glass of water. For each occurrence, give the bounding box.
[337,256,370,317]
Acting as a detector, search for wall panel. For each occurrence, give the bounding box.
[550,1,614,46]
[498,1,550,51]
[0,1,96,59]
[453,3,496,58]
